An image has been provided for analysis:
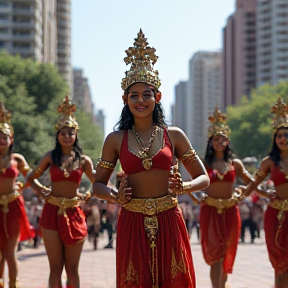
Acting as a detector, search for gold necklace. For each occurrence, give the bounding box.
[60,154,74,178]
[132,125,159,170]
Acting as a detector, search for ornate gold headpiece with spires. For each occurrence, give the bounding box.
[271,97,288,131]
[121,29,161,91]
[55,96,79,131]
[0,103,13,136]
[207,106,231,138]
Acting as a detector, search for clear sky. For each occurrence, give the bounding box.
[71,0,235,137]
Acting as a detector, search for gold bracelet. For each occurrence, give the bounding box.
[254,169,266,179]
[34,167,43,177]
[96,159,115,170]
[180,147,199,164]
[182,181,193,191]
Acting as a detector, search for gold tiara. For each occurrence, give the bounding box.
[121,29,161,91]
[0,103,13,136]
[55,96,79,131]
[207,106,231,138]
[271,97,288,131]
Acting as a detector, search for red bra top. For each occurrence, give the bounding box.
[50,163,83,184]
[270,165,288,187]
[206,166,236,184]
[119,129,173,175]
[0,166,18,179]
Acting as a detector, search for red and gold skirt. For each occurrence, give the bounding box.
[117,195,196,288]
[0,192,32,249]
[264,198,288,274]
[40,195,87,245]
[200,197,241,274]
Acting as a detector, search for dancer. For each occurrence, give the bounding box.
[93,29,210,288]
[200,106,254,288]
[27,96,94,288]
[0,103,32,288]
[244,98,288,288]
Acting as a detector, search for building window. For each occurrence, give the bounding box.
[0,14,8,20]
[0,28,8,34]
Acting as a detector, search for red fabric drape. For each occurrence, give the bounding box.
[40,202,87,245]
[264,206,288,274]
[116,206,195,288]
[0,196,32,248]
[200,204,241,274]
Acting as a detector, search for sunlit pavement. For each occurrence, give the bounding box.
[4,230,274,288]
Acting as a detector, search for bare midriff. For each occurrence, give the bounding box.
[51,181,80,199]
[127,169,171,199]
[204,182,235,199]
[274,183,288,200]
[0,177,17,195]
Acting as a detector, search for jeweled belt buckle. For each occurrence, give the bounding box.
[144,199,157,215]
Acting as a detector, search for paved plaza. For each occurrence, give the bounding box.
[4,231,274,288]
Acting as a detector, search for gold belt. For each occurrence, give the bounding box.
[0,192,21,214]
[204,195,237,214]
[269,199,288,221]
[47,195,79,217]
[123,195,178,216]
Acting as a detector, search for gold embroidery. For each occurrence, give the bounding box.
[171,249,187,279]
[144,215,159,286]
[125,261,139,284]
[96,159,115,170]
[180,148,199,164]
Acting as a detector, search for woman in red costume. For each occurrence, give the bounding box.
[244,98,288,288]
[27,96,94,288]
[0,103,32,288]
[93,29,210,288]
[200,106,254,288]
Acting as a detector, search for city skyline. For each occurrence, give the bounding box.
[71,0,235,136]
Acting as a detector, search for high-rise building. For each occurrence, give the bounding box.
[0,0,43,60]
[172,81,187,132]
[256,0,288,87]
[56,0,72,91]
[73,68,94,115]
[186,51,221,154]
[42,0,57,64]
[222,0,257,109]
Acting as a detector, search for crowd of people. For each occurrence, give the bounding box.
[1,29,288,288]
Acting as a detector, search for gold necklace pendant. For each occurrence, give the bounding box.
[142,158,152,170]
[63,169,70,178]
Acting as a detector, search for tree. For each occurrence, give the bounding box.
[0,52,104,166]
[226,81,288,159]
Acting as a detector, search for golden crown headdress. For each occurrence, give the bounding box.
[55,96,79,131]
[271,97,288,131]
[0,103,13,136]
[121,29,161,91]
[207,106,231,138]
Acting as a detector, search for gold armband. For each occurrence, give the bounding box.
[254,169,266,179]
[180,147,199,164]
[96,159,115,170]
[243,169,251,177]
[33,167,44,177]
[22,165,31,172]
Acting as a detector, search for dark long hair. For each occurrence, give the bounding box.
[51,131,83,167]
[204,136,234,167]
[268,128,288,166]
[8,142,13,156]
[114,85,167,130]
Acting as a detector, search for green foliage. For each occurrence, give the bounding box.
[227,81,288,159]
[0,51,104,165]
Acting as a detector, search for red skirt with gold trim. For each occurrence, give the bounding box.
[116,206,195,288]
[200,203,241,274]
[264,206,288,274]
[40,202,87,245]
[0,196,32,249]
